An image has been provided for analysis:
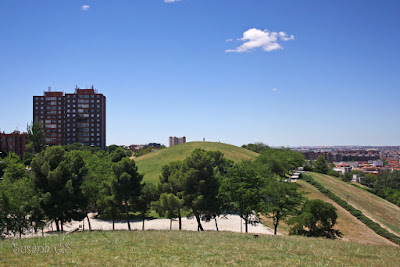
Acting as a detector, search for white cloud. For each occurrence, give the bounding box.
[164,0,181,3]
[226,28,295,53]
[271,88,278,92]
[81,5,90,11]
[225,39,233,42]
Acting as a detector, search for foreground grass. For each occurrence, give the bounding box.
[1,231,399,266]
[134,142,258,182]
[309,172,400,237]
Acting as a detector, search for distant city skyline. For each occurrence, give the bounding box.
[1,1,399,147]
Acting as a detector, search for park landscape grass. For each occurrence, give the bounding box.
[134,142,259,182]
[1,230,400,266]
[308,172,400,237]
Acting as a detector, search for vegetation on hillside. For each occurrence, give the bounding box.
[303,173,400,246]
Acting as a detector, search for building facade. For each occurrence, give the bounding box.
[33,87,106,149]
[0,131,27,158]
[169,136,186,147]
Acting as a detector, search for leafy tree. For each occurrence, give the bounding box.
[111,157,143,230]
[158,161,186,230]
[220,161,270,233]
[256,148,304,177]
[137,182,159,230]
[241,143,270,153]
[110,147,129,163]
[362,174,377,188]
[31,146,88,232]
[314,156,329,174]
[153,193,183,230]
[181,149,228,231]
[97,180,120,230]
[289,199,342,239]
[26,119,45,154]
[2,153,26,181]
[0,177,37,238]
[262,180,304,235]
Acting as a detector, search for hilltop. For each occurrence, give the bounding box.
[134,142,258,182]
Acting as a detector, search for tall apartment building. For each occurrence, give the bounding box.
[33,87,106,149]
[169,136,186,147]
[0,131,27,158]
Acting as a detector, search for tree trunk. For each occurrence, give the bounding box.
[142,211,145,231]
[214,217,219,231]
[170,219,172,230]
[83,218,85,231]
[194,211,204,231]
[124,200,131,231]
[112,216,115,231]
[87,214,92,231]
[55,219,60,232]
[274,212,280,235]
[178,208,182,230]
[61,221,64,232]
[245,219,248,233]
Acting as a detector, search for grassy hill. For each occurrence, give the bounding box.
[1,231,399,266]
[308,172,400,238]
[297,180,395,246]
[134,142,259,182]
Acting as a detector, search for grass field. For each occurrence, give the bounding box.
[297,180,395,246]
[134,142,259,182]
[1,231,399,266]
[308,172,400,237]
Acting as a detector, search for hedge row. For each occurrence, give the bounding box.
[303,174,400,246]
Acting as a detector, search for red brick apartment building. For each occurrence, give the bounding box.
[33,87,106,149]
[0,131,27,158]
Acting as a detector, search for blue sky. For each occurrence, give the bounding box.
[0,0,399,147]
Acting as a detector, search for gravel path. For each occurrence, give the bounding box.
[22,214,275,238]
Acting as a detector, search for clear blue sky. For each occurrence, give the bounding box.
[1,0,399,147]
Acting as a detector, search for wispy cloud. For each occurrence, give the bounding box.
[81,5,90,11]
[226,28,295,53]
[271,88,278,92]
[164,0,181,3]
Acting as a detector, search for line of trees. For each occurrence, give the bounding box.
[1,140,341,240]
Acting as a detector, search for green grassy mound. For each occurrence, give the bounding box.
[1,231,399,266]
[134,142,258,182]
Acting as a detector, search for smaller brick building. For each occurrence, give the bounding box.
[0,131,27,158]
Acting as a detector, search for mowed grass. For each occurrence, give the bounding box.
[308,172,400,237]
[134,142,259,182]
[297,180,395,246]
[1,231,399,266]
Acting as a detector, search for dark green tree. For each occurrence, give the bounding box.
[31,147,88,232]
[314,156,329,174]
[262,179,304,235]
[289,199,342,239]
[26,119,45,154]
[158,161,186,230]
[111,157,143,230]
[137,182,159,230]
[153,193,183,230]
[181,149,227,231]
[220,161,270,233]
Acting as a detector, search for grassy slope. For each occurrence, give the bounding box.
[309,172,400,237]
[297,180,395,246]
[134,142,259,182]
[1,231,400,266]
